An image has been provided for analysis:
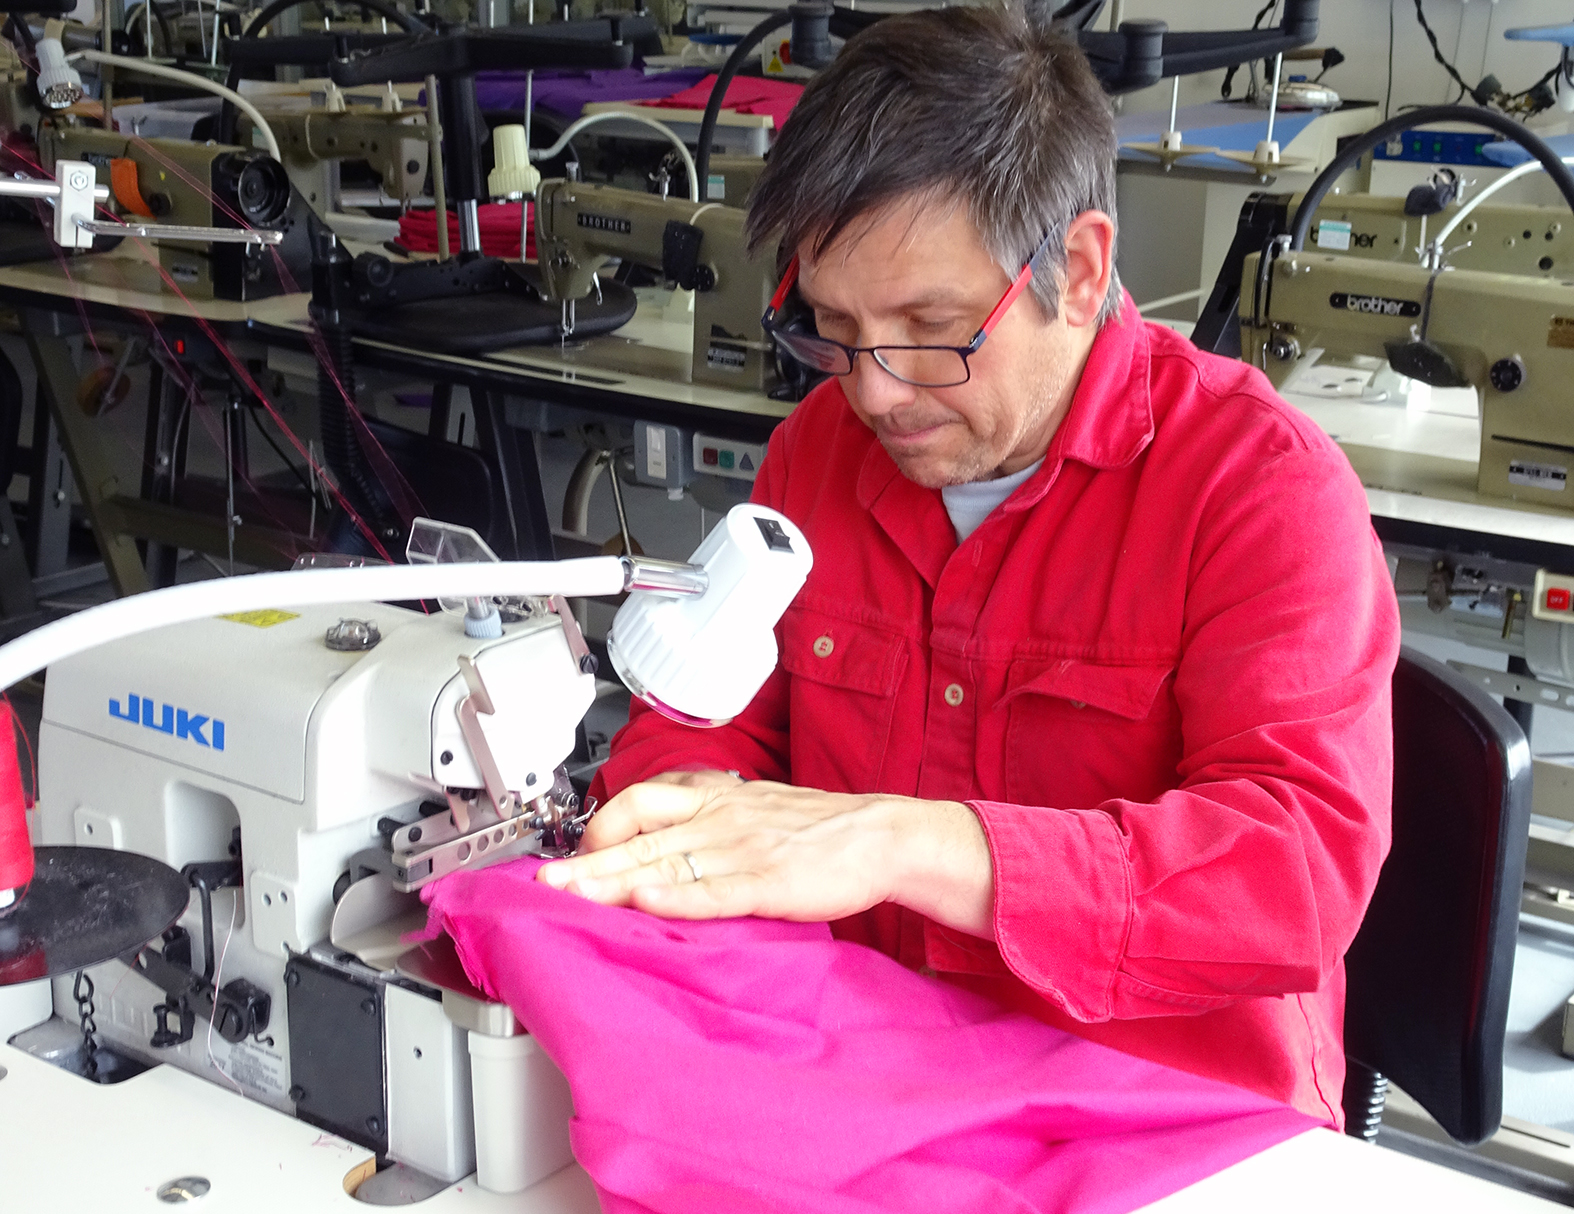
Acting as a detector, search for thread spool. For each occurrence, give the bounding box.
[0,702,32,919]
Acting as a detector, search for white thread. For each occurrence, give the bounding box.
[204,889,245,1096]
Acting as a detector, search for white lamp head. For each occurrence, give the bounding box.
[36,39,83,111]
[608,504,812,727]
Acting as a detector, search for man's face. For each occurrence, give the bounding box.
[795,198,1108,488]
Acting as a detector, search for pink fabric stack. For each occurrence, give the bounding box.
[422,858,1315,1214]
[637,75,805,133]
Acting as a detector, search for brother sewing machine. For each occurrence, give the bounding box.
[14,506,811,1199]
[240,101,430,217]
[1230,174,1574,947]
[534,180,779,395]
[1239,195,1574,510]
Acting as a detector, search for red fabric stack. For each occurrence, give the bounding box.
[398,203,536,259]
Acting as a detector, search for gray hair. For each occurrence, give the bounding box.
[745,4,1122,325]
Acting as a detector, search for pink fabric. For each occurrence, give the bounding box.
[423,858,1314,1214]
[636,75,805,132]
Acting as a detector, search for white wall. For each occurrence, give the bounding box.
[1118,0,1574,120]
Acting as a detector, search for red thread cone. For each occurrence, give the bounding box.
[0,701,33,897]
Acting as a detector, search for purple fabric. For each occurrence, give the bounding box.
[422,858,1314,1214]
[470,67,711,115]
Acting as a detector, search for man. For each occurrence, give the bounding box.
[539,6,1400,1126]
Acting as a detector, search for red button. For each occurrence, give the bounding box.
[702,447,719,466]
[1548,587,1570,612]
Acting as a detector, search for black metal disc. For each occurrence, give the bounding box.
[0,846,187,985]
[344,271,638,355]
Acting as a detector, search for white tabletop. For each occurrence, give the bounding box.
[0,1040,1560,1212]
[1281,353,1574,551]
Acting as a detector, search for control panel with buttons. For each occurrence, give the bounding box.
[693,434,767,482]
[1532,569,1574,622]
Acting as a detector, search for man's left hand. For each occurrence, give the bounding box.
[537,779,996,937]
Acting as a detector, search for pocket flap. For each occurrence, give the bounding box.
[1002,658,1171,720]
[780,608,907,696]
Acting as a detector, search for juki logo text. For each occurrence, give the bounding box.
[109,694,226,750]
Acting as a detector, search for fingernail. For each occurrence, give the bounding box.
[538,864,569,888]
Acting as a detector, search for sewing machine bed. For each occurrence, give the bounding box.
[344,265,637,355]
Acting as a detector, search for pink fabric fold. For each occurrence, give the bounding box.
[423,858,1314,1214]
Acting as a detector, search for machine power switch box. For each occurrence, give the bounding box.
[694,434,767,482]
[634,421,696,491]
[1532,570,1574,622]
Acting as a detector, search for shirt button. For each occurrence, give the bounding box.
[944,683,965,707]
[813,635,834,658]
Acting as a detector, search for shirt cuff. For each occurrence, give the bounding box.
[968,799,1133,1022]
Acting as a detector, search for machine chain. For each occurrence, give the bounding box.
[72,968,100,1078]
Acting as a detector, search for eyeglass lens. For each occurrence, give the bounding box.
[769,331,969,388]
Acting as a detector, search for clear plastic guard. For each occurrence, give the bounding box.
[406,517,498,615]
[405,517,543,620]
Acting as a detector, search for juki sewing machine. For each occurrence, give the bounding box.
[19,507,812,1198]
[534,179,779,395]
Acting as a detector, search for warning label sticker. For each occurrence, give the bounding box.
[1316,220,1352,251]
[1509,460,1568,491]
[205,1034,288,1100]
[706,344,747,372]
[219,609,300,628]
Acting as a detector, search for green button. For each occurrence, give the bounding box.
[719,450,735,470]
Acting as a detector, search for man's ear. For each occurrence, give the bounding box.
[1058,210,1116,329]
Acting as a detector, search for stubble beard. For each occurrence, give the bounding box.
[885,361,1068,490]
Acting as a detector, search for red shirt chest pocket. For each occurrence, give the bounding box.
[994,658,1182,810]
[779,608,909,793]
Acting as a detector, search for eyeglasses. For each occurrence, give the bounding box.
[760,232,1055,389]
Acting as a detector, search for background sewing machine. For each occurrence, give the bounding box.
[534,179,778,395]
[36,119,313,300]
[1240,199,1574,511]
[1236,188,1574,967]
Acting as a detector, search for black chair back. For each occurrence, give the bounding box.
[1343,648,1531,1146]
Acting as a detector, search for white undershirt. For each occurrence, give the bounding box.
[940,458,1045,544]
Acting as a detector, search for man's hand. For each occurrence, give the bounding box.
[537,776,996,937]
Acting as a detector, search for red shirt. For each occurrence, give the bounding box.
[592,298,1401,1126]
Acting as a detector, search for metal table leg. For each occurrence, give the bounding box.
[470,389,553,561]
[27,333,149,597]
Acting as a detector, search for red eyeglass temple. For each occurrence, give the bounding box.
[767,257,800,315]
[978,259,1038,337]
[765,251,1038,337]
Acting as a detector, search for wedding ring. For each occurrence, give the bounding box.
[681,851,703,883]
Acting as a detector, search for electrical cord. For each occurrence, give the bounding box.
[67,49,282,161]
[126,1,178,58]
[1432,153,1574,249]
[1384,0,1394,119]
[694,8,792,200]
[531,110,698,202]
[1220,0,1278,100]
[1413,0,1476,103]
[1289,104,1574,252]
